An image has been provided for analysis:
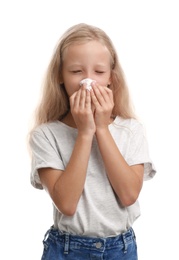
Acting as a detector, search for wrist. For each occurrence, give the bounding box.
[77,131,94,141]
[95,126,109,136]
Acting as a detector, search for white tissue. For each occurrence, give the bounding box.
[80,78,95,91]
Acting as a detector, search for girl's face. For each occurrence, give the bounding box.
[61,40,112,97]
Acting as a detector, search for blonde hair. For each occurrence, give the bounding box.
[32,23,136,129]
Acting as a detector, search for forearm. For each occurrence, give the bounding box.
[96,127,143,206]
[53,133,93,215]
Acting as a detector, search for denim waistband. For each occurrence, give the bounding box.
[43,226,136,254]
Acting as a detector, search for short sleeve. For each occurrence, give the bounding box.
[29,129,65,189]
[126,122,156,181]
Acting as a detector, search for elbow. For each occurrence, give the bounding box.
[120,193,139,207]
[55,201,77,216]
[53,186,77,216]
[62,206,77,217]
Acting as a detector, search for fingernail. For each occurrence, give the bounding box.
[91,80,96,87]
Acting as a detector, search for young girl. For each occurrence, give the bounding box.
[29,23,156,260]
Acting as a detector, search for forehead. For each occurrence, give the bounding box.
[63,41,111,62]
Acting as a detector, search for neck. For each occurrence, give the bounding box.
[61,112,77,128]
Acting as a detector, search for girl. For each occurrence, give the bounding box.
[29,23,156,260]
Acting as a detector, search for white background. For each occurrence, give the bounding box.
[0,0,179,259]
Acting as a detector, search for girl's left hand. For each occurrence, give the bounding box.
[91,83,114,130]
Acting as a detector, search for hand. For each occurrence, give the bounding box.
[91,83,114,130]
[70,86,96,136]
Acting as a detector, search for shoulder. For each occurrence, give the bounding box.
[30,121,62,145]
[112,116,145,134]
[30,121,77,148]
[31,121,68,136]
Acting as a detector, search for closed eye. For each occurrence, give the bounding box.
[96,71,105,74]
[71,70,82,74]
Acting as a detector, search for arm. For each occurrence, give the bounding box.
[91,84,144,207]
[39,87,95,216]
[95,128,144,206]
[39,134,93,216]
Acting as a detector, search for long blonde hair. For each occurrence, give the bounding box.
[32,23,136,129]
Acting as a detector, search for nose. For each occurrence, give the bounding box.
[83,73,95,81]
[80,78,94,90]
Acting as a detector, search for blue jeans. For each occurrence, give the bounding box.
[41,226,138,260]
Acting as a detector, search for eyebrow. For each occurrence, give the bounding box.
[67,64,82,68]
[67,64,109,69]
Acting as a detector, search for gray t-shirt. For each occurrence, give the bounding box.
[30,116,156,237]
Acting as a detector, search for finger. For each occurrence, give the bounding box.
[90,88,101,109]
[78,85,87,109]
[92,84,109,105]
[72,88,82,109]
[85,89,91,109]
[70,90,78,109]
[98,85,114,105]
[103,86,114,103]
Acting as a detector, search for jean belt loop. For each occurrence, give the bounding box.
[43,226,52,242]
[131,227,136,239]
[64,233,70,254]
[122,232,128,254]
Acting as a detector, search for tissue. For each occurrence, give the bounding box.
[80,78,95,91]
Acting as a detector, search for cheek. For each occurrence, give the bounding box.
[106,73,112,85]
[64,82,81,97]
[96,74,111,87]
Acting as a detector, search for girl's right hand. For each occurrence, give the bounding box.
[70,86,96,136]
